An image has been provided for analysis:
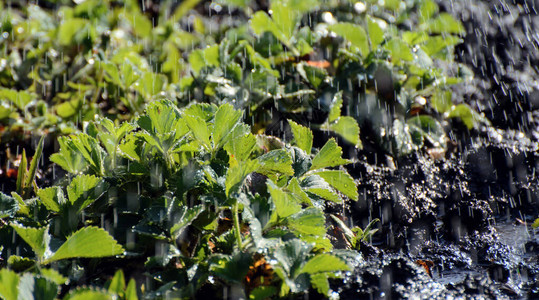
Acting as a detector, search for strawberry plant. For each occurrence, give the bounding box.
[0,101,366,298]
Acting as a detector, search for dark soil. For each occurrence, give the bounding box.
[332,0,539,298]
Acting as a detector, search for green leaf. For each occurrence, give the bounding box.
[407,115,446,148]
[211,252,252,283]
[324,116,362,148]
[251,12,288,47]
[63,289,113,300]
[272,239,312,276]
[256,149,294,176]
[170,205,204,239]
[310,273,330,296]
[10,192,29,216]
[126,11,152,38]
[384,39,414,62]
[286,177,311,205]
[0,269,19,300]
[55,99,82,119]
[431,90,453,113]
[448,104,476,129]
[225,159,259,196]
[184,114,211,151]
[188,45,220,74]
[45,227,124,264]
[270,2,301,41]
[7,255,36,271]
[288,120,313,155]
[58,18,88,46]
[391,119,418,155]
[171,0,201,20]
[0,192,19,218]
[267,180,301,218]
[300,254,349,274]
[301,175,340,202]
[366,16,384,48]
[11,224,50,259]
[107,270,125,294]
[0,88,34,110]
[19,274,58,300]
[67,134,107,176]
[16,149,27,196]
[249,286,277,300]
[139,72,166,98]
[0,102,12,120]
[40,269,68,285]
[286,208,326,237]
[24,136,45,197]
[310,139,350,170]
[419,0,439,23]
[328,92,343,123]
[97,119,135,157]
[125,279,138,300]
[330,215,356,246]
[184,103,218,122]
[67,175,104,211]
[329,23,369,57]
[313,170,358,200]
[421,35,462,56]
[224,130,256,161]
[426,13,465,34]
[212,104,243,150]
[50,136,86,174]
[531,218,539,229]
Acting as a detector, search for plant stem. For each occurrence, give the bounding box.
[233,200,243,251]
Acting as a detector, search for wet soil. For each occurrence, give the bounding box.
[331,0,539,298]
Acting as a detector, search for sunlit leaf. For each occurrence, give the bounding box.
[301,175,340,202]
[300,254,349,274]
[329,23,369,57]
[189,45,220,74]
[257,149,294,176]
[385,39,414,62]
[40,269,68,285]
[286,208,326,236]
[366,16,384,48]
[0,88,34,110]
[11,224,50,259]
[107,270,125,294]
[288,120,313,155]
[310,139,350,170]
[448,104,476,129]
[226,159,259,196]
[224,130,256,162]
[267,180,301,218]
[67,174,104,210]
[63,288,114,300]
[325,116,362,148]
[45,227,124,263]
[0,269,19,300]
[426,13,465,34]
[184,114,211,151]
[213,103,243,150]
[313,170,358,200]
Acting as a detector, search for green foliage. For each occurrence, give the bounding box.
[0,0,491,298]
[532,218,539,229]
[1,100,361,298]
[331,215,379,249]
